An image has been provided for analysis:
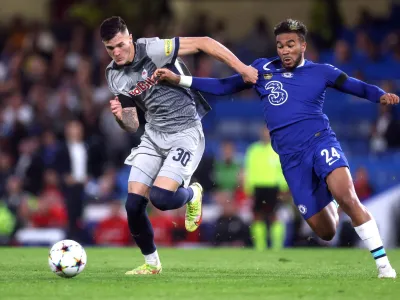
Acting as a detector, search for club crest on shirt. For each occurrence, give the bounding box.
[141,68,148,79]
[298,204,307,215]
[263,73,273,80]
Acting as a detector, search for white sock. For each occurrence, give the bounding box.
[144,250,160,266]
[354,219,390,269]
[188,186,196,203]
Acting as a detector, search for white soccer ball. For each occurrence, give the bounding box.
[48,239,87,278]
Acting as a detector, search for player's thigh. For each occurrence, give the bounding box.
[326,167,360,212]
[153,176,181,192]
[157,125,205,189]
[128,180,150,199]
[306,201,338,241]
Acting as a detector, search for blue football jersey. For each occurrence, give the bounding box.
[251,57,344,155]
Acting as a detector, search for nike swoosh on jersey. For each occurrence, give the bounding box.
[328,159,340,166]
[263,61,273,70]
[263,58,279,70]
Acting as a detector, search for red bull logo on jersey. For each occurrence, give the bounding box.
[128,78,156,96]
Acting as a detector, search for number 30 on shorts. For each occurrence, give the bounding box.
[321,147,340,165]
[172,148,191,167]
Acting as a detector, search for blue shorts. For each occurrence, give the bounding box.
[280,132,349,220]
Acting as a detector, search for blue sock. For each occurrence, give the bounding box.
[149,186,194,211]
[125,193,156,255]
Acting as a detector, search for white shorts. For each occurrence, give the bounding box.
[125,123,205,188]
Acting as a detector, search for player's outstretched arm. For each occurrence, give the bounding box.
[333,74,399,105]
[177,37,258,84]
[153,68,251,96]
[110,97,139,132]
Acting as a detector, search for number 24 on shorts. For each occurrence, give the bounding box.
[172,148,191,167]
[321,147,340,166]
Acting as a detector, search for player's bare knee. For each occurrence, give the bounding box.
[128,181,150,197]
[320,233,335,241]
[153,176,180,192]
[318,227,336,241]
[312,214,337,241]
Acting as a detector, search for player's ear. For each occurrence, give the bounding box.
[302,41,307,53]
[129,34,133,43]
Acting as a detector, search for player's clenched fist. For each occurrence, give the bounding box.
[380,93,399,105]
[152,68,181,85]
[110,97,122,120]
[239,65,258,84]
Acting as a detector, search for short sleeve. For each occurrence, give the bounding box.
[146,37,180,68]
[105,69,119,96]
[323,64,346,87]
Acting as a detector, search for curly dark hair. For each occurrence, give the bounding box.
[100,16,128,41]
[274,19,307,41]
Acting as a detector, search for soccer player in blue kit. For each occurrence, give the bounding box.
[154,19,399,278]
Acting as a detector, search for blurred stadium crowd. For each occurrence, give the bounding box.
[1,0,400,248]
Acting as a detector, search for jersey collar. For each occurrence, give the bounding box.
[132,42,138,63]
[296,58,305,68]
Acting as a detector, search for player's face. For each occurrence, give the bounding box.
[276,33,306,69]
[103,31,134,65]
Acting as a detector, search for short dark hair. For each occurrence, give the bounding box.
[100,16,128,41]
[274,19,307,41]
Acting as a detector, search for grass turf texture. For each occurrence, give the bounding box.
[0,248,399,300]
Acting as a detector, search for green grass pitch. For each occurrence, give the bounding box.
[0,248,399,299]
